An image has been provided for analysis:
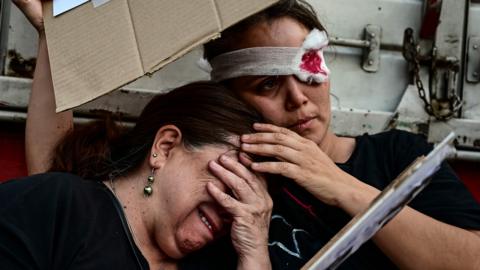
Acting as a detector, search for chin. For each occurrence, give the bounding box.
[174,237,207,258]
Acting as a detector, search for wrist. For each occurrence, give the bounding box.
[237,249,271,270]
[336,174,379,216]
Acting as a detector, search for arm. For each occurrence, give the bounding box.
[340,175,480,270]
[13,0,74,174]
[241,123,480,269]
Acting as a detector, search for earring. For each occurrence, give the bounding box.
[152,153,158,158]
[144,168,155,197]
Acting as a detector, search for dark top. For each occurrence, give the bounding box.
[267,130,480,269]
[2,130,479,270]
[0,173,149,270]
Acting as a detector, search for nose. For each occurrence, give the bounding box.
[284,76,308,111]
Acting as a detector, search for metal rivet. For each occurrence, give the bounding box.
[368,59,374,65]
[473,44,478,50]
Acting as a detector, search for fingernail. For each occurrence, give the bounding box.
[241,134,250,140]
[209,160,220,168]
[206,182,217,190]
[220,155,230,162]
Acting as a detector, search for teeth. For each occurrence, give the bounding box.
[199,211,213,230]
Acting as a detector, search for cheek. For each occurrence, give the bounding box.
[243,95,284,124]
[316,91,331,116]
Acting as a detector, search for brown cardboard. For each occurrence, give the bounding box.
[43,0,278,112]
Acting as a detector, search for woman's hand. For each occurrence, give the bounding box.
[240,123,359,207]
[12,0,45,34]
[207,151,272,270]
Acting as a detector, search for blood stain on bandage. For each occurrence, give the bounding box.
[300,50,326,75]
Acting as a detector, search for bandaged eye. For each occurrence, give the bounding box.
[204,29,330,84]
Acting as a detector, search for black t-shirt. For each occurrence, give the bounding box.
[0,173,149,270]
[267,130,480,269]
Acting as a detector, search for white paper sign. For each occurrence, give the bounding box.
[53,0,89,16]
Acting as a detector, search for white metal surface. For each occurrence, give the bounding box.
[464,1,480,119]
[3,3,38,77]
[0,0,479,155]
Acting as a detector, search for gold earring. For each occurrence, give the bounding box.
[144,168,155,197]
[152,153,158,158]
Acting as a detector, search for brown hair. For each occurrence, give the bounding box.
[50,82,262,180]
[203,0,326,61]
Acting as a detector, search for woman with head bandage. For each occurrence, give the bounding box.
[203,0,480,269]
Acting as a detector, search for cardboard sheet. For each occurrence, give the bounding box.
[43,0,278,112]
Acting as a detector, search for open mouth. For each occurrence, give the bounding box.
[198,209,216,233]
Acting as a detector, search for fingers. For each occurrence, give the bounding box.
[219,155,257,187]
[253,122,304,140]
[242,132,304,151]
[207,157,273,216]
[251,161,301,181]
[240,123,321,166]
[206,182,242,216]
[242,141,302,163]
[241,123,314,162]
[238,152,253,167]
[209,159,265,202]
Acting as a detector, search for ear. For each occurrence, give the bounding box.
[149,125,182,169]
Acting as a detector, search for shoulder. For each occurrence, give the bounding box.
[1,172,88,196]
[347,130,434,186]
[0,172,106,213]
[359,129,431,152]
[357,129,432,163]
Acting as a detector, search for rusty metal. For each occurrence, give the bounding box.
[6,50,36,78]
[329,25,382,72]
[403,27,463,121]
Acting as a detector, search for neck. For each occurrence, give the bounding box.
[318,130,356,163]
[106,173,174,268]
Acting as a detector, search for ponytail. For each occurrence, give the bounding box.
[49,114,126,180]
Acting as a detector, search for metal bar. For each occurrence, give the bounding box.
[329,37,370,48]
[0,110,26,123]
[431,0,468,110]
[0,110,134,126]
[450,149,480,162]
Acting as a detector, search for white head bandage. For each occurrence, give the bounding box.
[206,29,330,83]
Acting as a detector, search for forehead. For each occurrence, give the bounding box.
[237,16,310,48]
[191,144,238,176]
